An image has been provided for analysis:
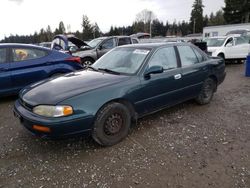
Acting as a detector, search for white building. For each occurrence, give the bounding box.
[203,23,250,38]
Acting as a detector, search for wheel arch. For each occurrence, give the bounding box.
[208,74,218,92]
[95,98,138,122]
[81,56,95,62]
[217,52,225,59]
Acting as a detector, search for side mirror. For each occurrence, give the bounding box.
[144,65,164,78]
[69,46,77,53]
[225,43,233,47]
[98,45,103,50]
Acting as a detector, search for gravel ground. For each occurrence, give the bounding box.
[0,64,250,188]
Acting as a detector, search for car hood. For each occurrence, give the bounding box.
[51,35,90,51]
[20,70,130,106]
[67,36,90,48]
[207,46,220,53]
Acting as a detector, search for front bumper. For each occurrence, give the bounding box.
[14,100,94,138]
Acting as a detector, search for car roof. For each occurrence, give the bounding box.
[116,42,189,50]
[208,36,227,39]
[208,34,241,39]
[95,36,132,40]
[0,43,50,50]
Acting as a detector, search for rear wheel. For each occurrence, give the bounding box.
[81,57,95,67]
[92,102,131,146]
[195,78,216,105]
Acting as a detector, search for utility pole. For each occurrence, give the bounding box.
[193,19,196,34]
[149,11,152,38]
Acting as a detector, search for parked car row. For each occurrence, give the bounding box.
[0,34,227,146]
[0,35,139,97]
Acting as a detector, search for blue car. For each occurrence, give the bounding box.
[0,43,83,96]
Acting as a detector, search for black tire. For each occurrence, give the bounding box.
[237,59,244,64]
[81,57,95,67]
[195,78,216,105]
[217,53,225,60]
[92,102,131,146]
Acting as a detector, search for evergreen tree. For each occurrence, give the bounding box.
[208,10,225,26]
[82,15,93,40]
[58,21,66,34]
[93,23,101,38]
[46,25,53,41]
[190,0,204,33]
[223,0,243,24]
[242,0,250,23]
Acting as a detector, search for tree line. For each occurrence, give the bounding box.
[1,0,249,44]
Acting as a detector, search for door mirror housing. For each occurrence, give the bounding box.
[144,66,164,78]
[225,43,233,47]
[69,46,77,53]
[98,45,103,50]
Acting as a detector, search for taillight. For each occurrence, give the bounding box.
[66,57,81,64]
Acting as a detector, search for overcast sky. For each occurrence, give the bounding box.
[0,0,224,40]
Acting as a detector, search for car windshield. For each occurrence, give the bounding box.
[88,38,103,48]
[206,38,226,47]
[92,48,151,75]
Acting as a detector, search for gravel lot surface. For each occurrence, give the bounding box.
[0,64,250,188]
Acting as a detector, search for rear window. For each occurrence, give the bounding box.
[12,48,48,62]
[0,48,7,63]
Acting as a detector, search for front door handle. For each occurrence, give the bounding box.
[174,74,182,80]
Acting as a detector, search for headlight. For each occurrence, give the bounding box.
[33,105,73,117]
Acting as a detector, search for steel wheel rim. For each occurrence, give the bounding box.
[104,113,123,136]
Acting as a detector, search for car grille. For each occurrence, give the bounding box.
[19,98,33,111]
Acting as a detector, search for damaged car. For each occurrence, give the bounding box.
[51,35,139,66]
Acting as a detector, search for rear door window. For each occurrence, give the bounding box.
[101,38,116,49]
[0,48,7,63]
[132,38,139,44]
[12,48,48,62]
[177,46,199,66]
[118,37,132,46]
[192,48,205,63]
[235,37,247,45]
[148,47,177,70]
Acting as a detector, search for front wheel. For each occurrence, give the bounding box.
[81,57,95,67]
[217,53,225,60]
[195,78,216,105]
[92,102,131,146]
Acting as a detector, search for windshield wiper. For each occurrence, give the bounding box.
[98,68,121,75]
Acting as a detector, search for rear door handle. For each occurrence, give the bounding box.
[174,74,182,80]
[0,68,7,72]
[45,62,52,65]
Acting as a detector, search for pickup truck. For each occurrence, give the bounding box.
[51,35,139,66]
[206,35,250,63]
